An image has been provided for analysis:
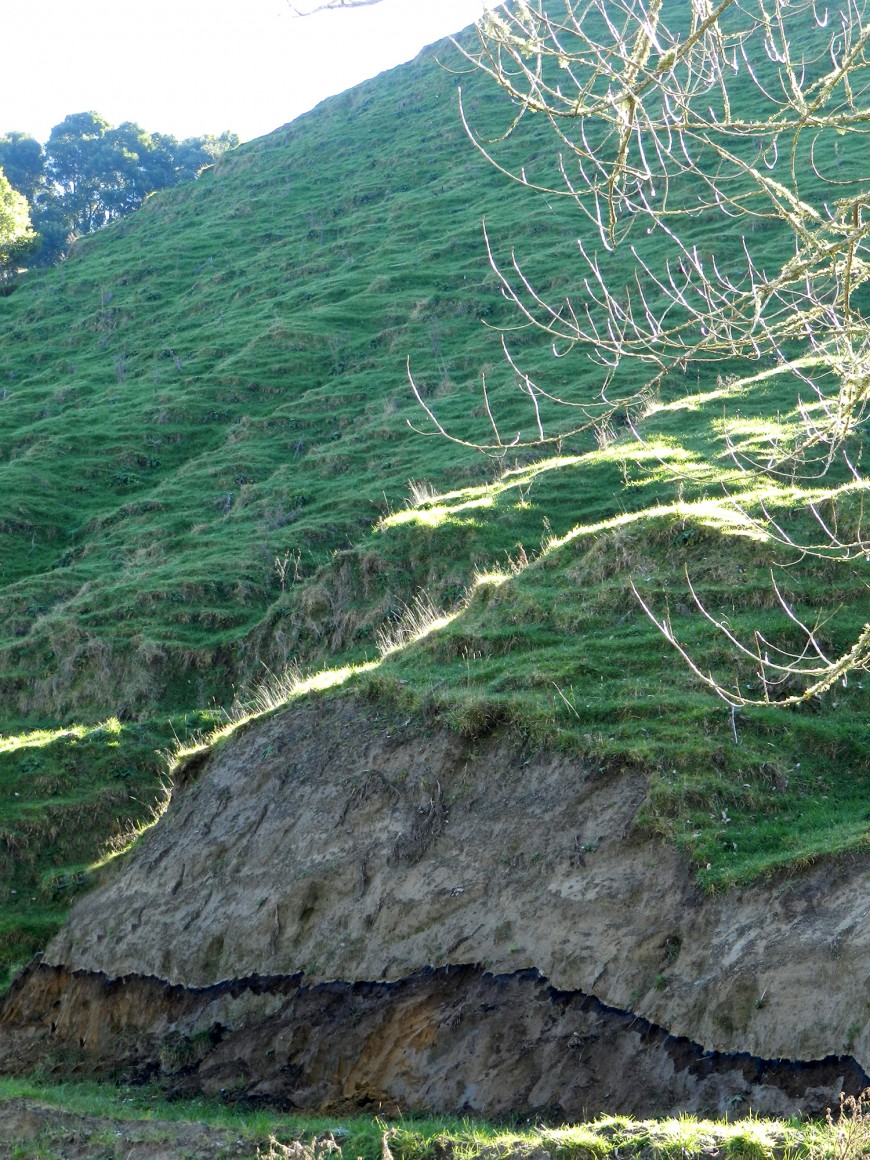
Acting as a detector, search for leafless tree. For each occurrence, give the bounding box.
[409,0,870,705]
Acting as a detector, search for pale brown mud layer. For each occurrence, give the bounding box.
[3,697,870,1117]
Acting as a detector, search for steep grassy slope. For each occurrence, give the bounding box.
[0,41,572,723]
[0,30,583,981]
[0,12,868,988]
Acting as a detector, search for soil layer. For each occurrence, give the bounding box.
[2,698,869,1115]
[1,960,865,1118]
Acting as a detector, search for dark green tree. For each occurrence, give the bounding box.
[172,131,240,181]
[20,113,239,263]
[43,111,116,235]
[0,132,44,203]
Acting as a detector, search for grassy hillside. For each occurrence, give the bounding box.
[0,42,566,724]
[0,14,868,985]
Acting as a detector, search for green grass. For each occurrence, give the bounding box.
[0,40,561,723]
[0,11,867,977]
[0,711,221,989]
[340,382,870,889]
[0,1077,866,1160]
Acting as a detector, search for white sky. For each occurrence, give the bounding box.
[2,0,495,145]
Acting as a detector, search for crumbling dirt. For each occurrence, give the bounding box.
[0,961,864,1119]
[3,697,870,1116]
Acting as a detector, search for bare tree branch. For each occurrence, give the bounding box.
[412,0,870,704]
[433,0,870,455]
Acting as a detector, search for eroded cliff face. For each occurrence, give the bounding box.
[2,697,868,1114]
[2,960,864,1118]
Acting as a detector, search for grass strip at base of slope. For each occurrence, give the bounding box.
[0,1077,866,1160]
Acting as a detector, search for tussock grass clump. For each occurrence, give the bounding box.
[375,592,456,658]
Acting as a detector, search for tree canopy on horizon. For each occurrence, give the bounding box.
[0,114,238,265]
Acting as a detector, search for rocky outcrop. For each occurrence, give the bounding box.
[2,696,869,1114]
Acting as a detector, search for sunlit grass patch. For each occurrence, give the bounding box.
[394,1114,809,1160]
[376,591,458,657]
[380,457,586,531]
[167,660,380,775]
[0,718,122,756]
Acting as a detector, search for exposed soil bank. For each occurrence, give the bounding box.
[1,960,865,1118]
[3,697,870,1115]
